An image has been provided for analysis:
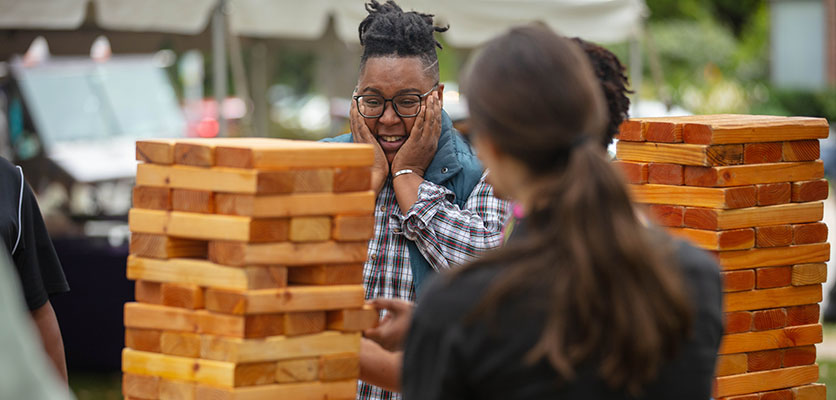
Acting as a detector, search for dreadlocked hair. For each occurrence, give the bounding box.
[572,38,633,148]
[358,0,448,79]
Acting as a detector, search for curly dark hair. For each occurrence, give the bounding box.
[572,38,633,148]
[358,0,448,80]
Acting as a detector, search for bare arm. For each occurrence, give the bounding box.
[359,338,403,392]
[31,301,68,383]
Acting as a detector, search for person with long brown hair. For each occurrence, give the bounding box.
[400,25,723,399]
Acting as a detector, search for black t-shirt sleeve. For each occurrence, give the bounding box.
[11,175,69,311]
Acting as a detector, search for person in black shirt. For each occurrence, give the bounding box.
[400,25,723,400]
[0,156,70,382]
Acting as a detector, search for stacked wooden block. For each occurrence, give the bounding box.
[123,138,379,400]
[615,115,830,400]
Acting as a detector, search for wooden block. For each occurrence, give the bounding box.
[716,243,830,271]
[793,383,826,400]
[123,372,160,399]
[126,328,162,353]
[129,208,169,235]
[194,380,357,400]
[215,191,375,217]
[793,223,828,245]
[755,225,792,248]
[174,142,216,167]
[644,121,682,142]
[668,228,753,251]
[792,263,827,286]
[127,256,287,291]
[234,362,276,387]
[159,379,195,400]
[613,161,649,184]
[326,306,379,331]
[275,358,318,383]
[124,302,199,332]
[197,312,284,338]
[756,266,792,289]
[683,202,822,231]
[782,140,820,161]
[760,389,793,400]
[283,311,326,336]
[137,163,304,195]
[743,142,782,164]
[287,264,364,285]
[161,331,201,358]
[629,184,756,209]
[200,331,361,363]
[682,116,829,144]
[172,189,214,213]
[784,345,816,367]
[333,166,372,193]
[792,179,828,202]
[718,324,821,354]
[616,141,743,166]
[756,183,791,206]
[135,280,162,304]
[291,169,335,193]
[747,349,783,372]
[713,364,819,398]
[320,353,359,381]
[725,311,752,334]
[122,348,258,388]
[722,270,755,292]
[204,285,365,315]
[215,139,374,169]
[647,204,684,227]
[752,308,787,331]
[167,211,289,243]
[133,186,172,211]
[137,139,176,164]
[647,163,684,185]
[723,395,759,400]
[208,240,368,266]
[130,234,207,260]
[332,215,375,241]
[616,120,644,141]
[683,161,823,187]
[716,354,748,376]
[161,283,205,310]
[786,304,820,326]
[724,285,821,312]
[289,217,332,242]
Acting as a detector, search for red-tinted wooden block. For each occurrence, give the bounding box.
[648,163,684,185]
[756,266,792,289]
[616,120,644,141]
[752,308,787,331]
[722,270,755,292]
[613,161,648,184]
[744,142,782,164]
[647,204,684,227]
[645,121,682,143]
[786,304,820,326]
[747,349,783,371]
[760,389,793,400]
[725,311,752,334]
[755,225,793,248]
[783,345,817,367]
[792,179,828,202]
[683,166,718,187]
[756,182,791,206]
[683,207,718,230]
[793,222,828,245]
[783,140,820,161]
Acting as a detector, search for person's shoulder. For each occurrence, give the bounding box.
[0,157,18,177]
[672,239,721,279]
[320,133,353,143]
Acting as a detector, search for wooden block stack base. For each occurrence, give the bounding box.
[615,115,829,400]
[125,138,379,399]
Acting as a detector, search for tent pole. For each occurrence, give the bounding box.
[212,0,228,136]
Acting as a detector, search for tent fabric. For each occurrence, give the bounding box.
[0,0,646,45]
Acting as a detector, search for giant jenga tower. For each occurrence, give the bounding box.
[123,138,378,400]
[615,115,830,400]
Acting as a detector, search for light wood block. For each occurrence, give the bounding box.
[792,263,827,286]
[334,166,372,192]
[124,302,199,332]
[628,184,756,209]
[201,331,361,363]
[130,234,207,260]
[287,264,364,285]
[215,191,375,217]
[197,311,284,338]
[133,186,172,210]
[194,380,357,400]
[616,141,743,166]
[718,324,822,355]
[684,161,824,187]
[204,285,365,315]
[123,372,159,399]
[233,362,277,387]
[172,189,214,213]
[167,211,289,242]
[682,115,829,144]
[215,139,374,169]
[724,285,821,312]
[161,331,201,358]
[129,208,169,234]
[320,353,359,381]
[743,142,782,164]
[159,379,195,400]
[283,311,326,336]
[289,217,331,242]
[135,280,163,304]
[137,139,177,164]
[715,354,748,376]
[783,140,820,161]
[716,243,829,270]
[208,241,368,266]
[128,256,287,290]
[683,202,823,231]
[332,215,375,241]
[792,179,828,202]
[793,383,826,400]
[122,348,270,388]
[161,283,205,310]
[136,163,303,194]
[291,169,335,193]
[666,227,753,251]
[275,358,318,383]
[326,306,379,332]
[713,364,819,398]
[174,141,217,167]
[125,328,162,353]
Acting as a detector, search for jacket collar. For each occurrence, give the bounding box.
[422,110,462,185]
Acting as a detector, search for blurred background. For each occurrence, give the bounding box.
[0,0,834,398]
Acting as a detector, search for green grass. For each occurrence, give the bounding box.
[818,360,836,400]
[68,371,121,400]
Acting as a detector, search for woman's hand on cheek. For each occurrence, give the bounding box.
[350,98,389,194]
[391,92,441,178]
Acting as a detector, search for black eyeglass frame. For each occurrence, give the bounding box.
[352,84,439,118]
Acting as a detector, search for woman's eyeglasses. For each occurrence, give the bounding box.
[353,84,438,118]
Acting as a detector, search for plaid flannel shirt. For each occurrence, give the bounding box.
[357,171,510,400]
